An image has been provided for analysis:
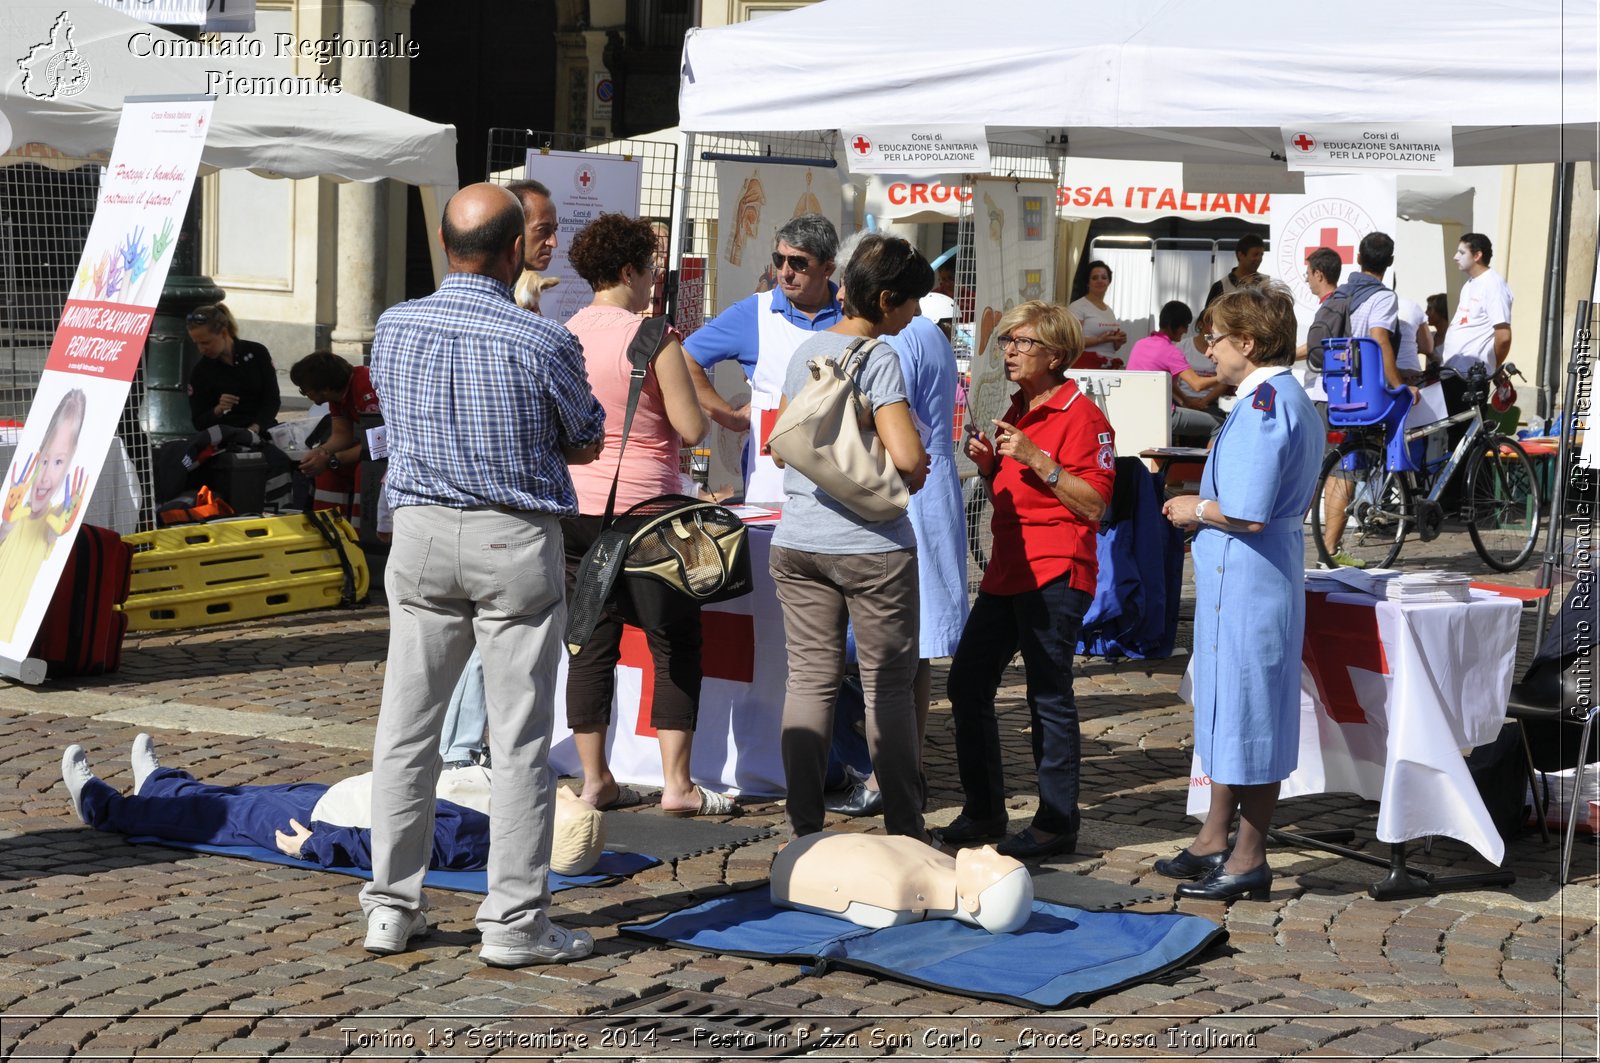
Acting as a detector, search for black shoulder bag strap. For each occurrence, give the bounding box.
[597,315,671,527]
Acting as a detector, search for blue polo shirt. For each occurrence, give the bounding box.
[683,283,842,377]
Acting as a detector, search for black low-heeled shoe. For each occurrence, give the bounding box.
[934,813,1009,846]
[1152,847,1231,880]
[823,780,883,817]
[1173,862,1272,902]
[996,827,1078,862]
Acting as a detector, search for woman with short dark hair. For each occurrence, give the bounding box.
[1156,284,1322,902]
[561,213,722,816]
[769,232,934,842]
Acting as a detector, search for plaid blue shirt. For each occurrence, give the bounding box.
[370,272,605,513]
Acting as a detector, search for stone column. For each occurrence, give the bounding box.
[330,0,385,361]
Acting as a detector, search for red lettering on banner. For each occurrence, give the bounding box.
[909,184,929,205]
[1156,188,1178,211]
[1236,193,1258,214]
[45,299,154,383]
[621,610,755,738]
[1180,191,1199,212]
[1093,187,1113,207]
[1301,592,1388,724]
[888,183,909,206]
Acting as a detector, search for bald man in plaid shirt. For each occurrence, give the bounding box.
[361,182,606,968]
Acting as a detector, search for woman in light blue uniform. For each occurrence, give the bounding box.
[1159,284,1323,902]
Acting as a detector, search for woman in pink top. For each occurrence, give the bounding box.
[563,214,727,816]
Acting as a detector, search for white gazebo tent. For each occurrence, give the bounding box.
[679,0,1596,166]
[676,0,1597,420]
[1,0,458,278]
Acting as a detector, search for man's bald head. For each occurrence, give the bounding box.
[440,183,524,280]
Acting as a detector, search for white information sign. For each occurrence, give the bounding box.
[0,95,212,663]
[93,0,207,25]
[524,148,643,324]
[1283,124,1454,174]
[844,126,990,176]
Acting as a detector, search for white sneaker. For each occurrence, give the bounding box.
[363,905,428,955]
[61,745,93,824]
[480,925,594,968]
[131,733,160,795]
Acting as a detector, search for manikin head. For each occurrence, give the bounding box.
[952,845,1034,934]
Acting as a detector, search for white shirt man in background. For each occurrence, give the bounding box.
[1438,233,1513,375]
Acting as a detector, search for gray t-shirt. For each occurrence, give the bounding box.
[771,331,915,554]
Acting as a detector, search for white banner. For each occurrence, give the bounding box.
[0,95,212,662]
[1284,124,1454,174]
[1269,174,1397,349]
[524,148,642,325]
[711,161,842,316]
[93,0,207,25]
[865,158,1278,225]
[843,126,990,176]
[964,177,1057,437]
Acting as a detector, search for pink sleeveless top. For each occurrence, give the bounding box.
[565,304,684,514]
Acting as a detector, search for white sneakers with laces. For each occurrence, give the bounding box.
[363,905,429,955]
[479,924,594,968]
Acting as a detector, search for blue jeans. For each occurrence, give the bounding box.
[440,648,487,764]
[947,576,1092,836]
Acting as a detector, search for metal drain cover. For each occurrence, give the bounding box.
[569,989,873,1057]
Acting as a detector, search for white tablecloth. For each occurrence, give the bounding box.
[549,521,790,797]
[1188,589,1523,863]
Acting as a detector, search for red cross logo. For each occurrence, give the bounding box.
[1292,133,1316,152]
[1304,226,1355,265]
[1301,592,1389,725]
[852,135,872,155]
[619,610,755,737]
[577,168,593,189]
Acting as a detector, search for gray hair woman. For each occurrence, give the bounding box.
[1157,283,1323,902]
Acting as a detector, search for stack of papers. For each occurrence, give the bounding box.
[1304,567,1472,603]
[1377,571,1474,603]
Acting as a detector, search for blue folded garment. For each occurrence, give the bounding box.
[127,837,658,892]
[623,888,1224,1009]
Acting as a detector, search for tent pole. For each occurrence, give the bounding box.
[666,130,697,326]
[1535,298,1593,650]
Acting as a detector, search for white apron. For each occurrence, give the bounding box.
[745,290,823,505]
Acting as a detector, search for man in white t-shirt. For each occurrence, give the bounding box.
[1438,233,1513,375]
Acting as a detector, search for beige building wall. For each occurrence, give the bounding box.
[202,0,413,382]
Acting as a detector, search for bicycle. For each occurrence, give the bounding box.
[1310,351,1542,573]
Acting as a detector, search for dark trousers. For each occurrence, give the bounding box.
[82,767,326,850]
[947,576,1092,836]
[561,515,704,731]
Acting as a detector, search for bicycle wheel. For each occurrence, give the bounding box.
[1464,434,1541,572]
[1311,441,1411,569]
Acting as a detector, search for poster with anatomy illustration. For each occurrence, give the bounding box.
[0,95,212,665]
[962,177,1058,467]
[712,163,842,315]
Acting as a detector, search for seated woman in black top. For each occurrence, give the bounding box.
[154,303,289,512]
[185,303,280,433]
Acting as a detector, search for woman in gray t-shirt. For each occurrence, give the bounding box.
[768,233,934,842]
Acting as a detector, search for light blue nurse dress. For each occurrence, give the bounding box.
[887,316,969,658]
[1190,366,1323,785]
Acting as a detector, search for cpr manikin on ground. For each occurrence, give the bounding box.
[771,833,1034,934]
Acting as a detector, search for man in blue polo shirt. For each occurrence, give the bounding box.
[685,213,841,504]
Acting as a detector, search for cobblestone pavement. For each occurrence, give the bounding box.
[1,530,1596,1061]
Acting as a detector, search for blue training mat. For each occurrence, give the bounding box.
[622,887,1225,1010]
[127,837,659,892]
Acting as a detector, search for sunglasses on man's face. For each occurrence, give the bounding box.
[771,252,815,274]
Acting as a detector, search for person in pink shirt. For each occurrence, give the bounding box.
[563,213,731,817]
[1125,301,1226,444]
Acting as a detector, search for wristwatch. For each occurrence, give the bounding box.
[1196,498,1210,523]
[1045,464,1063,487]
[324,449,341,471]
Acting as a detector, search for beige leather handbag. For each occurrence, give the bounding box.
[767,337,909,521]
